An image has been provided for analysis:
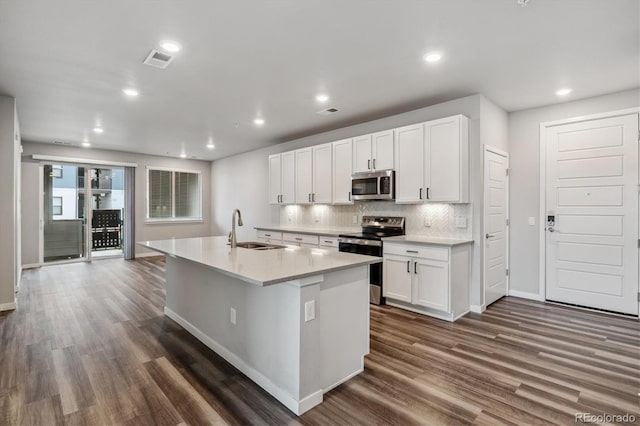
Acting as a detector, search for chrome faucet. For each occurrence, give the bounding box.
[229,208,244,248]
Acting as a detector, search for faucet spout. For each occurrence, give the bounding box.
[230,209,243,248]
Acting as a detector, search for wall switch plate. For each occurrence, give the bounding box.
[455,216,467,228]
[304,300,315,322]
[230,307,236,325]
[424,216,431,227]
[528,217,536,226]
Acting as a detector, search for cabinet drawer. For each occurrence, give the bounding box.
[257,230,283,241]
[319,236,339,248]
[383,243,449,261]
[283,232,319,246]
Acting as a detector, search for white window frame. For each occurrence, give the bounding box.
[145,166,203,224]
[52,196,63,215]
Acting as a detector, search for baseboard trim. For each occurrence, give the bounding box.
[21,263,40,270]
[135,252,165,259]
[470,304,486,313]
[508,290,545,301]
[164,306,322,415]
[0,301,17,312]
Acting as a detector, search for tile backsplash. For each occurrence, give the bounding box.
[280,202,472,239]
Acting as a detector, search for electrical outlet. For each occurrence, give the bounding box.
[528,217,536,226]
[424,216,431,227]
[230,307,236,325]
[455,216,467,228]
[352,215,358,224]
[304,300,315,322]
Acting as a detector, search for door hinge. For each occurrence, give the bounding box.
[506,268,509,276]
[637,292,640,302]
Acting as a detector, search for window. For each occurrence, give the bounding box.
[52,165,63,178]
[52,196,63,215]
[147,168,202,221]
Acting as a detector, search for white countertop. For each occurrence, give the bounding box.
[382,235,474,247]
[138,236,381,286]
[255,225,360,237]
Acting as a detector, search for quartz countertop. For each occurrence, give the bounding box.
[138,236,380,286]
[382,235,474,247]
[255,225,361,237]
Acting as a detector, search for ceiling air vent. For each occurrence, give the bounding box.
[317,107,340,116]
[143,49,175,69]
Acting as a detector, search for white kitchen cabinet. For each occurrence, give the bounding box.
[295,147,314,204]
[283,232,319,247]
[268,152,296,205]
[319,236,339,251]
[394,123,424,203]
[383,254,413,302]
[352,130,394,173]
[424,115,469,203]
[312,143,333,204]
[383,240,471,322]
[332,139,353,204]
[256,230,283,244]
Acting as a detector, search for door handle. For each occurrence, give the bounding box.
[407,260,410,273]
[368,159,371,170]
[373,158,376,169]
[486,233,495,239]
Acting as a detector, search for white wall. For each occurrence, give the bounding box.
[21,142,213,264]
[212,94,508,308]
[508,88,640,297]
[0,95,19,309]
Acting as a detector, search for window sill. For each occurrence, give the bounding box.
[145,218,204,225]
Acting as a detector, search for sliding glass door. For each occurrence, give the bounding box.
[42,164,89,263]
[89,167,124,258]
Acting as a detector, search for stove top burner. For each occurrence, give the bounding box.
[339,216,406,241]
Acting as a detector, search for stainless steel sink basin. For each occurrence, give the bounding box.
[234,241,286,250]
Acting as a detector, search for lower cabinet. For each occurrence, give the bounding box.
[256,230,283,244]
[383,241,471,322]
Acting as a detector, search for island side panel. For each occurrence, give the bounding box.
[164,256,303,403]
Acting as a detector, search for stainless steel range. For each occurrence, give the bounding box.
[338,216,405,305]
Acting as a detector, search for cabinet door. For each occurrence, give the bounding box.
[425,115,468,203]
[295,148,314,204]
[281,151,296,204]
[268,154,282,205]
[312,143,332,204]
[332,139,353,204]
[413,258,449,312]
[352,135,372,173]
[394,124,424,204]
[371,130,394,170]
[383,254,412,303]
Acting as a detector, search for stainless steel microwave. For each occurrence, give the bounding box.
[351,170,395,201]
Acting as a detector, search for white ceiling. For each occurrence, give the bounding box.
[0,0,637,160]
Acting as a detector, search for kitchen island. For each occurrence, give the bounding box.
[139,236,380,415]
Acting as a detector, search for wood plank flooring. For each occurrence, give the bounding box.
[1,257,638,425]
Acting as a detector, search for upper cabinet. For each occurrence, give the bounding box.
[394,115,469,204]
[268,151,296,205]
[332,139,353,204]
[269,114,469,206]
[352,130,394,173]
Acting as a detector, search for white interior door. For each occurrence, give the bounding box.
[484,148,509,306]
[545,114,639,315]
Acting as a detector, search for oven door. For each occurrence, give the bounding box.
[338,239,383,304]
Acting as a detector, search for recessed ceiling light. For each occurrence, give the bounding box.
[81,142,91,148]
[424,52,442,63]
[123,88,139,97]
[556,88,572,96]
[93,127,104,134]
[179,153,187,158]
[253,118,265,126]
[315,94,329,103]
[160,40,181,53]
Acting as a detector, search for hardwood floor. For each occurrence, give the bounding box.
[1,257,638,425]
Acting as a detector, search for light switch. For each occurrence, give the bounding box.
[352,215,358,224]
[528,217,536,226]
[424,216,431,227]
[230,307,236,325]
[304,300,315,322]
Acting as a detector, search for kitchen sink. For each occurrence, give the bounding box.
[234,241,286,250]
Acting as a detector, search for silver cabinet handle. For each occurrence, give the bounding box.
[406,260,410,273]
[414,261,418,274]
[308,193,311,202]
[373,158,376,169]
[368,159,371,170]
[312,193,315,202]
[426,187,430,200]
[419,188,423,200]
[324,240,333,244]
[406,249,418,253]
[348,191,351,201]
[264,234,271,237]
[295,237,303,241]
